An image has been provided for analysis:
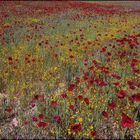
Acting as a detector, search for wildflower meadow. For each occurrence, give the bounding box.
[0,1,140,139]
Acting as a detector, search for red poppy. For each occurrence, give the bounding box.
[51,101,57,108]
[32,116,38,122]
[38,114,44,120]
[127,80,135,89]
[5,107,13,113]
[32,95,44,101]
[108,101,117,109]
[75,76,80,84]
[107,52,111,56]
[32,95,39,101]
[78,95,83,100]
[69,105,74,111]
[88,66,94,71]
[68,84,76,92]
[83,75,88,81]
[128,93,140,102]
[111,74,121,80]
[90,130,96,138]
[31,103,35,108]
[88,80,94,86]
[131,58,139,67]
[127,80,135,86]
[92,60,98,66]
[94,78,100,84]
[102,111,109,118]
[99,81,108,86]
[37,122,48,128]
[112,82,120,87]
[70,123,82,134]
[116,90,127,98]
[100,47,106,53]
[121,113,134,128]
[53,115,61,124]
[61,93,67,98]
[84,98,89,104]
[137,83,140,88]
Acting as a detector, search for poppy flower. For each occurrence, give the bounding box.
[90,130,96,138]
[61,93,67,98]
[137,83,140,88]
[107,52,111,56]
[32,95,39,101]
[70,123,82,134]
[88,80,94,86]
[108,101,117,109]
[75,76,80,84]
[111,74,121,80]
[37,122,48,128]
[84,98,89,104]
[5,107,13,113]
[32,95,44,101]
[128,93,140,102]
[99,81,108,86]
[102,111,109,118]
[121,113,134,128]
[100,47,106,53]
[31,103,35,108]
[32,116,38,122]
[69,105,74,111]
[131,58,138,67]
[92,60,98,66]
[94,78,100,84]
[88,66,94,71]
[116,90,127,98]
[77,95,83,100]
[83,75,88,81]
[38,114,44,120]
[53,115,61,124]
[127,80,135,86]
[113,82,120,87]
[127,80,136,89]
[51,101,57,108]
[68,84,76,92]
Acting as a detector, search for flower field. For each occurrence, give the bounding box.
[0,1,140,139]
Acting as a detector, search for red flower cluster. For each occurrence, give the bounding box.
[90,130,96,138]
[116,90,127,98]
[37,122,48,128]
[129,93,140,102]
[51,101,58,108]
[5,107,13,113]
[53,115,61,124]
[108,101,117,109]
[102,111,109,118]
[121,113,134,128]
[84,98,90,104]
[68,84,76,92]
[32,94,44,101]
[70,123,82,134]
